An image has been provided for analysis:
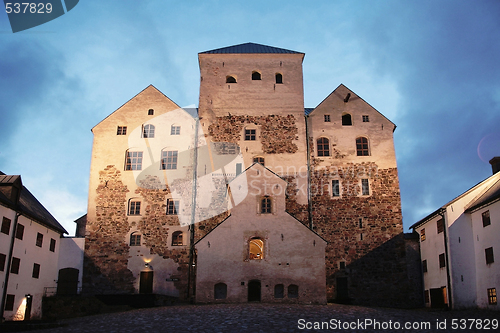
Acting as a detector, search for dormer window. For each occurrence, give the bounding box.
[226,76,237,83]
[252,71,261,80]
[275,73,283,84]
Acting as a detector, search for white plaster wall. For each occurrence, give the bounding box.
[58,237,85,292]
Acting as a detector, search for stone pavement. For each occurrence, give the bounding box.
[30,303,499,333]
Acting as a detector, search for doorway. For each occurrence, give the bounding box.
[336,277,349,302]
[140,271,154,294]
[57,268,79,295]
[430,287,447,308]
[248,280,261,302]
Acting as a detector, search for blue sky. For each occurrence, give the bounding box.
[1,1,499,235]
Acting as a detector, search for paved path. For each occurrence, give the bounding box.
[31,303,499,333]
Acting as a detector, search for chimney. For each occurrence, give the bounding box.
[489,157,500,175]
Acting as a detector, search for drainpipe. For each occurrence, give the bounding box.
[305,115,313,230]
[439,208,453,309]
[1,211,21,321]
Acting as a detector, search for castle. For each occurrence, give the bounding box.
[83,43,420,306]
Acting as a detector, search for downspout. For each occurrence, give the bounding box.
[305,115,313,230]
[1,211,20,321]
[187,116,200,302]
[439,208,453,309]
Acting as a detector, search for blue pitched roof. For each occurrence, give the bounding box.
[200,42,303,54]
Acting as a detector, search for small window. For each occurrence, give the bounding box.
[361,179,370,196]
[358,218,363,228]
[362,115,370,122]
[422,260,428,273]
[342,113,352,126]
[129,201,141,215]
[166,199,179,215]
[32,263,40,279]
[317,138,330,157]
[420,229,426,242]
[439,253,446,268]
[437,219,444,234]
[143,124,155,138]
[0,253,6,271]
[424,290,430,303]
[214,283,227,300]
[36,232,43,247]
[125,151,143,170]
[274,284,284,298]
[253,156,265,166]
[172,231,183,246]
[332,180,340,197]
[324,114,331,122]
[5,294,15,311]
[261,196,272,214]
[226,76,237,83]
[50,238,56,252]
[485,247,494,264]
[11,257,20,274]
[236,163,242,176]
[339,261,346,270]
[117,126,127,135]
[15,223,24,240]
[130,232,141,246]
[249,237,264,260]
[482,211,491,227]
[252,71,261,80]
[1,217,11,235]
[275,73,283,84]
[488,288,497,305]
[356,137,369,156]
[288,284,299,298]
[171,125,181,135]
[245,129,256,141]
[148,109,154,115]
[161,150,178,170]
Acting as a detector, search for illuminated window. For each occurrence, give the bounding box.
[143,124,155,138]
[420,229,426,242]
[15,223,24,240]
[488,288,497,305]
[274,284,284,298]
[36,232,43,247]
[129,201,141,215]
[356,137,369,156]
[161,150,178,170]
[275,73,283,84]
[245,129,256,141]
[288,284,299,298]
[130,232,141,246]
[249,238,264,260]
[1,217,11,235]
[226,76,236,83]
[317,137,330,157]
[252,71,261,80]
[342,113,352,126]
[166,199,179,215]
[32,263,40,279]
[125,151,143,170]
[117,126,127,135]
[261,196,272,214]
[482,211,491,227]
[172,231,183,246]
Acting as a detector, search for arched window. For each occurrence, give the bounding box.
[275,73,283,84]
[226,76,237,83]
[261,196,272,214]
[253,156,265,166]
[274,284,284,299]
[143,124,155,138]
[288,284,299,298]
[317,138,330,157]
[172,231,183,246]
[130,232,141,246]
[252,71,261,80]
[356,137,369,156]
[214,283,227,299]
[249,237,264,260]
[342,113,352,126]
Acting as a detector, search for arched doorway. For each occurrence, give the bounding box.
[248,280,261,302]
[57,268,79,295]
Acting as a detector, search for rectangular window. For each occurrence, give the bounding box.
[129,201,141,215]
[362,115,370,122]
[339,261,346,270]
[324,114,331,122]
[420,229,426,242]
[117,126,127,135]
[488,288,497,305]
[482,211,491,227]
[166,199,179,215]
[130,233,141,246]
[439,253,446,268]
[1,217,11,235]
[11,257,20,274]
[32,263,40,279]
[437,219,444,234]
[161,151,178,170]
[236,163,242,176]
[359,218,363,228]
[361,179,369,196]
[5,294,15,311]
[245,129,256,141]
[36,232,43,247]
[125,151,143,170]
[171,126,181,135]
[15,223,24,240]
[0,253,6,271]
[422,260,428,273]
[332,180,340,197]
[50,238,56,252]
[485,247,494,264]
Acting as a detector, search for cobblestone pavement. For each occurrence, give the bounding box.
[31,303,499,333]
